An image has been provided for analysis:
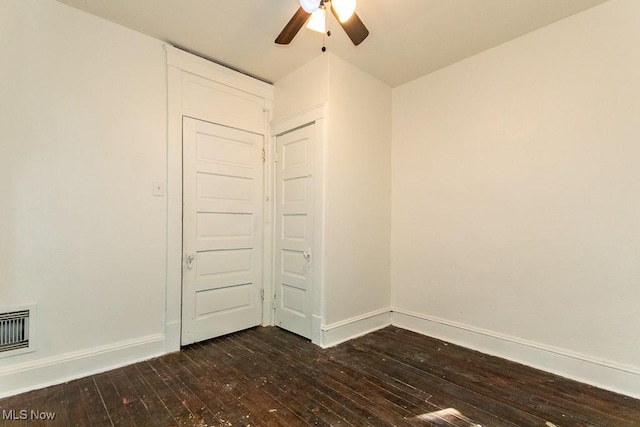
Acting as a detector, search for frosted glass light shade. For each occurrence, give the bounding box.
[300,0,321,13]
[306,8,326,33]
[332,0,356,22]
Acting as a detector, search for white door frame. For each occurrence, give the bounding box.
[165,45,274,352]
[271,103,327,346]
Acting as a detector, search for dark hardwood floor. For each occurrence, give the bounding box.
[1,326,639,426]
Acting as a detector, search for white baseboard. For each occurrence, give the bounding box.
[0,333,166,399]
[320,309,391,349]
[391,309,640,399]
[4,311,637,400]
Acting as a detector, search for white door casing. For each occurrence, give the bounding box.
[182,117,264,345]
[274,123,315,339]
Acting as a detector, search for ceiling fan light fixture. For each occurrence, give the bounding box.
[332,0,356,23]
[299,0,321,13]
[276,0,368,46]
[306,7,326,33]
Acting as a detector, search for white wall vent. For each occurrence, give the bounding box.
[0,305,37,359]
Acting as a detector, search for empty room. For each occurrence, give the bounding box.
[1,0,639,425]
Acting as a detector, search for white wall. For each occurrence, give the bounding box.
[272,54,328,122]
[324,54,392,326]
[0,0,167,396]
[392,0,640,397]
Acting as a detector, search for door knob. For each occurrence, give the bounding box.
[303,249,312,262]
[185,251,195,270]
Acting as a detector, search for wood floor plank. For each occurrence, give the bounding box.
[212,338,325,425]
[75,376,113,427]
[350,332,583,426]
[254,329,436,423]
[224,334,353,426]
[244,328,443,427]
[235,329,415,427]
[60,381,92,427]
[326,346,511,427]
[154,355,222,426]
[163,349,254,426]
[2,325,639,426]
[105,368,155,426]
[238,328,400,427]
[92,372,134,426]
[217,336,336,426]
[269,327,567,426]
[364,327,640,426]
[193,336,305,426]
[134,359,190,426]
[0,385,51,427]
[179,344,271,426]
[118,363,176,426]
[186,342,288,427]
[260,327,478,426]
[143,356,216,426]
[338,344,535,425]
[37,380,70,427]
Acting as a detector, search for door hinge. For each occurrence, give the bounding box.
[260,289,264,301]
[274,151,279,163]
[262,148,266,163]
[271,298,277,310]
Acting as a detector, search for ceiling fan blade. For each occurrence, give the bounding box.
[331,8,369,46]
[275,7,311,44]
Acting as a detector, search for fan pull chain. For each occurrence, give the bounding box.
[322,8,331,52]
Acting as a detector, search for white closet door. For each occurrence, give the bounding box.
[181,117,263,345]
[275,123,315,339]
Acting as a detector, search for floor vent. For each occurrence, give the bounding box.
[0,310,30,354]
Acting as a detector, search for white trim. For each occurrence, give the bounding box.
[165,48,183,353]
[262,99,275,327]
[320,309,391,349]
[164,320,181,353]
[0,334,165,399]
[164,44,274,350]
[271,103,327,136]
[165,45,273,100]
[391,308,640,399]
[312,116,327,347]
[270,105,328,345]
[312,315,323,344]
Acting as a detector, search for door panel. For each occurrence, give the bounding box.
[182,117,263,345]
[275,124,315,339]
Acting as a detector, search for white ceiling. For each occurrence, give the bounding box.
[56,0,608,87]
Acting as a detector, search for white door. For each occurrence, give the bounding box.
[275,123,315,339]
[182,117,263,345]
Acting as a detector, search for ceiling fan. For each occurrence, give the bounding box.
[275,0,369,46]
